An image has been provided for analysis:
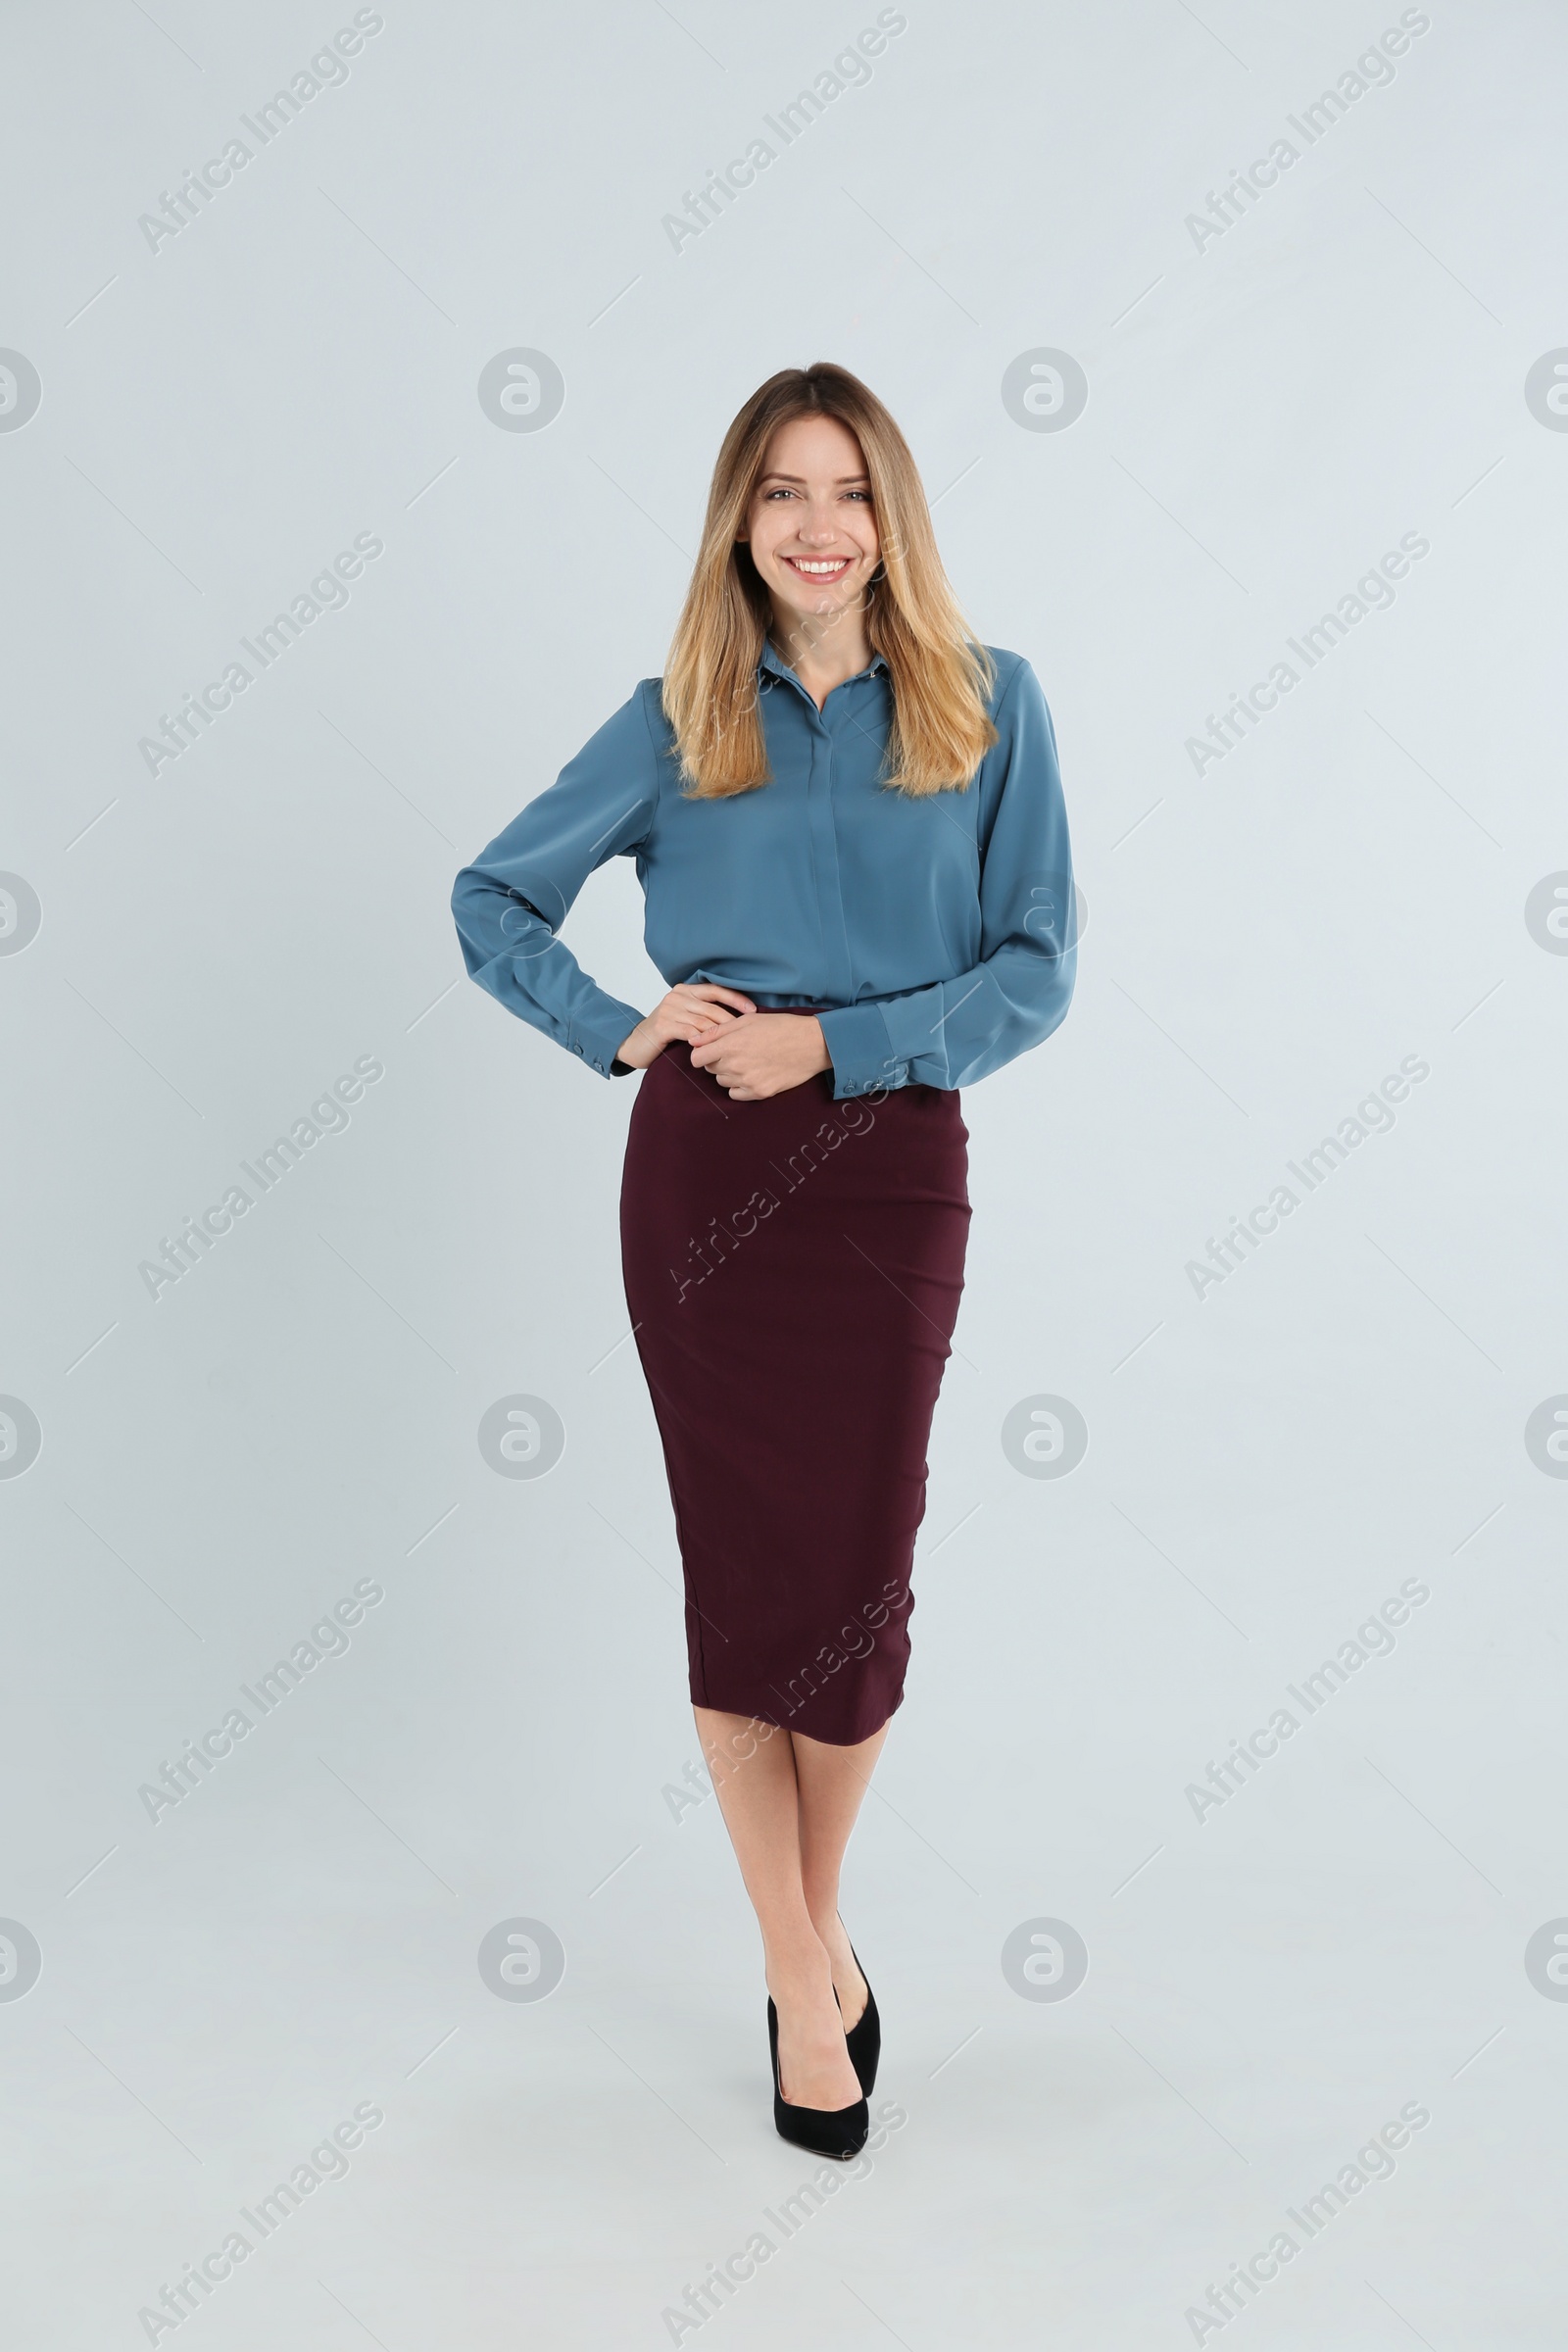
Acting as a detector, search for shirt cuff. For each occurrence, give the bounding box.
[566,1000,646,1079]
[815,1002,911,1100]
[875,977,953,1089]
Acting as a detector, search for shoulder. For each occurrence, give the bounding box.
[564,678,669,772]
[636,677,671,728]
[622,676,677,755]
[978,646,1042,717]
[974,648,1061,806]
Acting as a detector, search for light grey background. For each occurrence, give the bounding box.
[3,1,1566,2344]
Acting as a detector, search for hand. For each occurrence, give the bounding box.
[689,1011,831,1101]
[615,983,756,1070]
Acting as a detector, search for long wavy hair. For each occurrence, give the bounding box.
[662,364,997,799]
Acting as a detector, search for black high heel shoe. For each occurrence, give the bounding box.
[766,1998,868,2160]
[835,1943,880,2098]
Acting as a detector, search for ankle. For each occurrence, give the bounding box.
[805,1904,853,1961]
[764,1936,833,2002]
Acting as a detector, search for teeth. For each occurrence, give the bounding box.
[792,559,848,572]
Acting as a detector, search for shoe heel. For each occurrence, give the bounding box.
[840,1944,880,2098]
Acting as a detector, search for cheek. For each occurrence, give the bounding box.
[747,512,784,563]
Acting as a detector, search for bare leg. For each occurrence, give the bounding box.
[693,1706,869,2111]
[793,1721,888,2032]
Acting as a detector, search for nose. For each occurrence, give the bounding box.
[797,499,841,547]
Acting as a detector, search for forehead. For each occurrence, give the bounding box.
[758,412,868,481]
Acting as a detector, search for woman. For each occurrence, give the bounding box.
[452,363,1076,2159]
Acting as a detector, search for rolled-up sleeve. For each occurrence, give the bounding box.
[451,685,658,1077]
[816,658,1077,1098]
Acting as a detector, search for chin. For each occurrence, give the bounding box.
[781,584,862,621]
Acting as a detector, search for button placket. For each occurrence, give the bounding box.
[817,700,859,1007]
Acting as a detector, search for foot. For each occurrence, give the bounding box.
[767,1951,863,2112]
[814,1910,868,2034]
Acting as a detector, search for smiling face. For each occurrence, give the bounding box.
[740,412,881,646]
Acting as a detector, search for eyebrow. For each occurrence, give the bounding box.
[758,470,871,486]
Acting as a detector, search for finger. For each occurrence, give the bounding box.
[664,1007,724,1043]
[683,982,756,1006]
[675,991,741,1016]
[681,984,757,1013]
[673,1005,739,1037]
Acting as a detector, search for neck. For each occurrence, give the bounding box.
[769,600,873,707]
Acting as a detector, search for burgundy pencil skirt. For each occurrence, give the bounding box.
[619,1023,970,1745]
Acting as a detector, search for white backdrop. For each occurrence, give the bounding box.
[3,2,1566,2345]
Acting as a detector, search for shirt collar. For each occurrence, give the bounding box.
[758,638,890,688]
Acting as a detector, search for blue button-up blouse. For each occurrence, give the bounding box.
[451,641,1076,1102]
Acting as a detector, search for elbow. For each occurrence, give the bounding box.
[450,867,490,981]
[1056,943,1079,1018]
[1043,948,1077,1037]
[451,865,500,963]
[1016,946,1075,1050]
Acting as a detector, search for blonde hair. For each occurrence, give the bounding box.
[662,364,997,799]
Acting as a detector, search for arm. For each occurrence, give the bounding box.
[815,657,1077,1099]
[450,685,659,1077]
